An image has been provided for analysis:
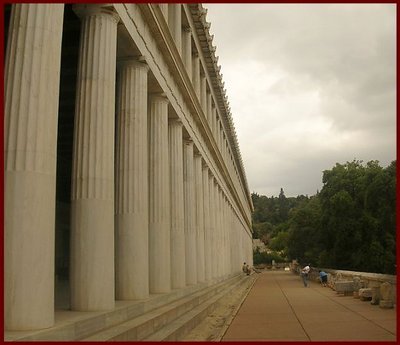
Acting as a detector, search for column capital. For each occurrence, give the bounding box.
[202,161,209,170]
[182,25,191,33]
[194,152,202,158]
[169,117,183,126]
[183,138,193,145]
[149,92,169,104]
[73,4,120,23]
[117,56,149,71]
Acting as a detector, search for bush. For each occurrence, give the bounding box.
[253,249,286,265]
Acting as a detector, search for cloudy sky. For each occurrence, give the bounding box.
[205,4,396,197]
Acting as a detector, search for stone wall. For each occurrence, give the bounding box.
[291,263,396,307]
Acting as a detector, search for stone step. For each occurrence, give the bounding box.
[81,274,247,341]
[6,275,241,341]
[143,275,257,341]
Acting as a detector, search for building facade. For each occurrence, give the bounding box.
[4,3,254,332]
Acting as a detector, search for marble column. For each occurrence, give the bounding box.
[223,140,228,163]
[206,92,212,125]
[200,70,207,115]
[159,4,168,22]
[209,176,217,279]
[169,119,186,289]
[182,26,192,80]
[223,196,228,276]
[4,3,64,330]
[168,4,181,54]
[216,186,222,277]
[192,52,200,99]
[202,164,212,281]
[194,153,205,282]
[228,205,233,274]
[212,106,217,136]
[219,126,224,154]
[217,120,221,151]
[149,94,171,293]
[70,4,119,311]
[183,139,197,285]
[115,59,149,300]
[220,193,225,277]
[218,187,224,277]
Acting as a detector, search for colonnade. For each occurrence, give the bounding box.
[4,3,253,332]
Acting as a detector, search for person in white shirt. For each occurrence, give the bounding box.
[301,264,311,287]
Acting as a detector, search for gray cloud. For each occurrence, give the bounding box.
[206,4,396,197]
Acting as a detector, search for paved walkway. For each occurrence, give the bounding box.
[222,270,396,341]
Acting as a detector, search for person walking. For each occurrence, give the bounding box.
[301,264,311,287]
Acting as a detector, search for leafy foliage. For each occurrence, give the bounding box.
[253,248,286,265]
[252,160,396,274]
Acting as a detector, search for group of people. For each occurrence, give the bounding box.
[300,264,328,287]
[240,262,328,286]
[242,262,252,275]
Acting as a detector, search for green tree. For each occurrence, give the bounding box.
[319,160,396,274]
[278,188,290,222]
[251,161,395,274]
[287,196,322,265]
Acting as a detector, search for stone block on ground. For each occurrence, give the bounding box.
[370,286,380,305]
[334,281,354,293]
[359,288,373,301]
[379,282,394,309]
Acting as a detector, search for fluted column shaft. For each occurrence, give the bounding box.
[149,94,171,293]
[115,59,149,300]
[4,3,64,330]
[192,52,200,99]
[206,92,212,124]
[217,120,221,150]
[182,27,192,80]
[223,196,228,276]
[202,165,212,281]
[220,192,225,277]
[194,154,205,282]
[169,119,186,288]
[216,186,222,277]
[159,4,168,22]
[200,71,207,114]
[168,4,181,54]
[219,125,223,154]
[212,107,217,136]
[70,5,119,311]
[209,176,217,278]
[228,205,234,274]
[227,199,231,274]
[184,139,197,285]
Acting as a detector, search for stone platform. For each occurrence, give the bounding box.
[5,274,251,341]
[222,270,396,341]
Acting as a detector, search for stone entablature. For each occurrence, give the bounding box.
[188,4,252,213]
